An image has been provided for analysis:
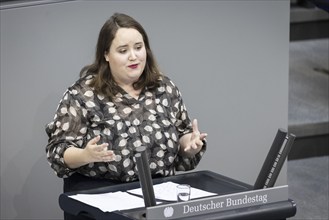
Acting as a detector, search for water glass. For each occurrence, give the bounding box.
[176,184,191,202]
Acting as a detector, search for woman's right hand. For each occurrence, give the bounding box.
[83,135,116,163]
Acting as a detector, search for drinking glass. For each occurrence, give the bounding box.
[176,184,191,202]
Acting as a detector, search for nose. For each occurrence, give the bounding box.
[129,50,137,60]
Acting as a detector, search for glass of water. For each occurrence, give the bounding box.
[176,184,191,202]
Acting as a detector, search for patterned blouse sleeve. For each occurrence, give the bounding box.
[167,78,207,172]
[45,88,87,178]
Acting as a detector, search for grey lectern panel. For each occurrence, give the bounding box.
[59,171,296,220]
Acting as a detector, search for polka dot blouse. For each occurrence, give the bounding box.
[45,74,206,182]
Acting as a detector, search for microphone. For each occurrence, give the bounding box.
[135,146,156,207]
[266,133,296,188]
[254,129,296,189]
[254,129,287,189]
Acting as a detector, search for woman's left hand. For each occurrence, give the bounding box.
[179,119,207,157]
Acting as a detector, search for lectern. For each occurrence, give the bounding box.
[59,170,296,220]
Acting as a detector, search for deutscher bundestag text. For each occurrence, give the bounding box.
[183,194,268,214]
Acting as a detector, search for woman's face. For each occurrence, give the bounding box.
[105,28,147,87]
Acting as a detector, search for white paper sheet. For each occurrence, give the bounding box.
[69,191,146,212]
[128,181,217,201]
[68,182,217,213]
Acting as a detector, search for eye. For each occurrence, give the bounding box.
[119,49,127,54]
[135,44,143,50]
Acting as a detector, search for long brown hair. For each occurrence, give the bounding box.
[80,13,162,100]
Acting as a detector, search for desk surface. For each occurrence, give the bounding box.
[59,170,296,220]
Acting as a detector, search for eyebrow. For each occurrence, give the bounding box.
[116,42,143,50]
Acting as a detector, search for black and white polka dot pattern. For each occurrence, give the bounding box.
[46,74,206,182]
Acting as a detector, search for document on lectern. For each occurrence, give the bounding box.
[128,181,217,201]
[68,182,217,212]
[69,191,146,212]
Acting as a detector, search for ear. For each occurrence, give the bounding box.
[104,52,109,62]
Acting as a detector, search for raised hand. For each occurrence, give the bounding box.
[179,119,207,157]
